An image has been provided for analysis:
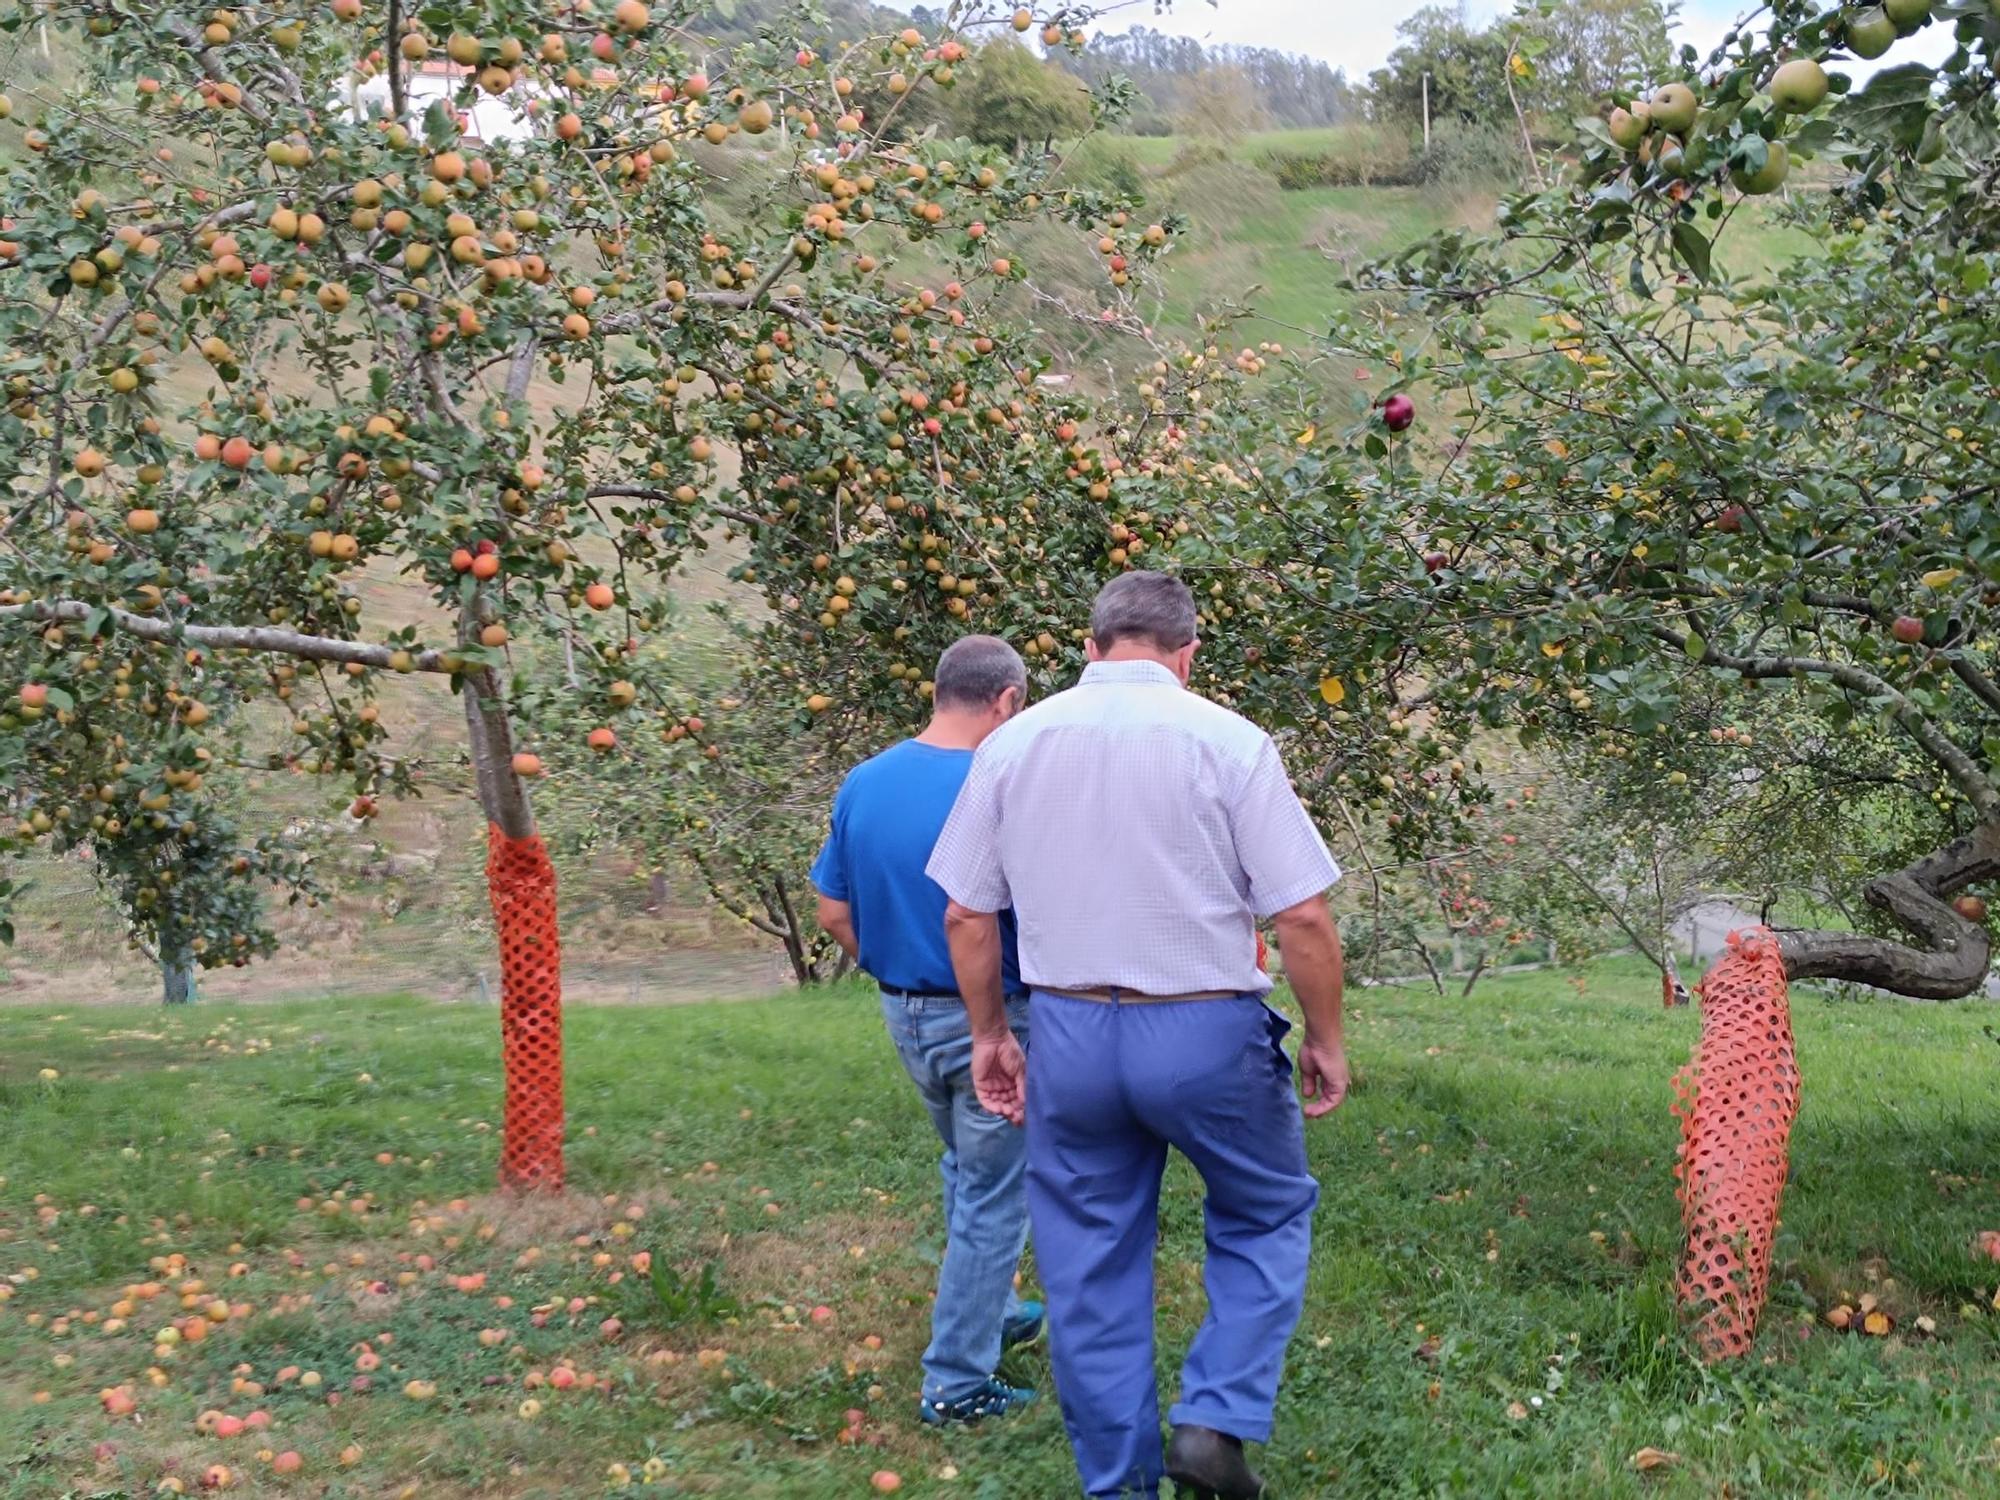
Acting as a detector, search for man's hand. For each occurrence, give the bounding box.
[1297,1033,1349,1119]
[971,1030,1027,1126]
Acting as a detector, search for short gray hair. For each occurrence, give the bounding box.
[935,634,1027,710]
[1090,571,1198,653]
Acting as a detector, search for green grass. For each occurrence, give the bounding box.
[5,961,2000,1496]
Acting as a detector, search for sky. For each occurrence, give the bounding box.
[1059,0,1955,82]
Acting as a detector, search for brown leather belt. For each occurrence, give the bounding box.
[1038,986,1242,1005]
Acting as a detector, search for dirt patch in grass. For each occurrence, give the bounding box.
[721,1209,922,1303]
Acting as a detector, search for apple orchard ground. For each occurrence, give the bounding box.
[6,963,2000,1498]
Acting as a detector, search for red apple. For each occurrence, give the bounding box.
[1382,393,1415,432]
[1891,614,1925,644]
[1955,894,1988,923]
[1423,551,1448,574]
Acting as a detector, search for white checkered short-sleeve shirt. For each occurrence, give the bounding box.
[926,660,1341,997]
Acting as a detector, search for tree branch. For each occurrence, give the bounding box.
[1,599,450,672]
[1652,624,2000,820]
[1777,820,2000,999]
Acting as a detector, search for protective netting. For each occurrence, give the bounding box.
[488,823,565,1190]
[1671,927,1798,1360]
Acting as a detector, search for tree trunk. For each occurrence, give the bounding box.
[1459,953,1488,999]
[163,949,197,1006]
[463,666,566,1190]
[1662,946,1689,1008]
[1777,820,2000,999]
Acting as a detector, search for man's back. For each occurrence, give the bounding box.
[930,659,1336,998]
[812,740,1020,995]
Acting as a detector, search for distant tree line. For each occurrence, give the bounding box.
[1368,0,1676,134]
[685,0,1673,156]
[1049,26,1359,135]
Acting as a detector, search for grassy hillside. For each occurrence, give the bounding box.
[5,960,2000,1496]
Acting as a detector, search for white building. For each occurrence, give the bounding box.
[345,60,537,145]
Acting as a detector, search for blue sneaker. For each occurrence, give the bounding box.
[1002,1299,1046,1349]
[918,1377,1037,1427]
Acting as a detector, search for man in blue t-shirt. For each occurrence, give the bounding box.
[812,635,1039,1428]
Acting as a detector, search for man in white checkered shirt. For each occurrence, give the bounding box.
[928,571,1347,1500]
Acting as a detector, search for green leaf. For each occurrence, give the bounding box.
[1838,63,1938,150]
[42,685,75,713]
[1787,117,1845,157]
[1670,222,1713,283]
[1682,632,1707,660]
[1628,255,1651,299]
[1364,432,1387,460]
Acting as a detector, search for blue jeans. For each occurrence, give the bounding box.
[1026,991,1318,1500]
[879,990,1033,1404]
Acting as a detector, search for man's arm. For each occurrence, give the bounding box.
[944,899,1008,1038]
[944,899,1025,1125]
[927,749,1023,1125]
[1271,893,1347,1118]
[816,896,859,965]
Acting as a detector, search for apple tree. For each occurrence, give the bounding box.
[1242,0,2000,999]
[0,0,1170,1182]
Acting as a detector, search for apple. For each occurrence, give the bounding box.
[1844,7,1898,57]
[1648,82,1699,134]
[1715,504,1746,533]
[1770,58,1831,112]
[1891,614,1925,644]
[1607,106,1650,150]
[1885,0,1930,32]
[1423,551,1448,574]
[1731,141,1790,194]
[248,262,272,289]
[19,683,48,709]
[1954,894,1988,923]
[1382,393,1415,432]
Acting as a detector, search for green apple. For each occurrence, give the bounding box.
[1885,0,1931,32]
[1770,58,1831,112]
[1649,82,1700,134]
[1730,141,1790,193]
[1844,6,1898,57]
[1607,105,1651,149]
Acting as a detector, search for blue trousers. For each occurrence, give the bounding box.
[1027,991,1318,1500]
[880,991,1033,1403]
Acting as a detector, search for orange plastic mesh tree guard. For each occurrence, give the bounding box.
[1671,927,1798,1359]
[488,824,565,1190]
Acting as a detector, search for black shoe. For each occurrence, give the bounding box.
[1166,1424,1266,1500]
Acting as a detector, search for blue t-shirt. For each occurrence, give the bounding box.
[810,740,1024,997]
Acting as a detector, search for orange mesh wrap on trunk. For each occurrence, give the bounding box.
[488,824,564,1190]
[1671,927,1797,1359]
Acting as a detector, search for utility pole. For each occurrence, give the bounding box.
[1422,70,1431,151]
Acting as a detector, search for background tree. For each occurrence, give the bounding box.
[946,38,1091,152]
[1366,4,1515,131]
[0,0,1160,1178]
[1256,0,2000,999]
